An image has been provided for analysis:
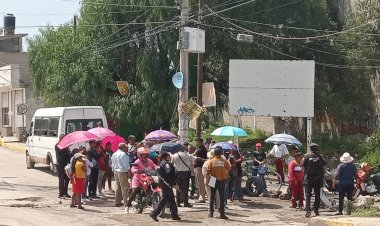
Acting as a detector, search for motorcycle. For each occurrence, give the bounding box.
[353,163,380,199]
[131,171,162,214]
[241,160,265,197]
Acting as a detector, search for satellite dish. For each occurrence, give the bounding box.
[172,72,184,89]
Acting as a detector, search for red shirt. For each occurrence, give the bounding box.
[288,160,304,182]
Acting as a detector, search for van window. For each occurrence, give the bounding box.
[49,118,59,137]
[65,119,103,134]
[41,118,49,136]
[34,118,41,135]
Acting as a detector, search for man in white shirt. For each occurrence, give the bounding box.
[268,143,289,184]
[171,148,196,207]
[111,143,131,212]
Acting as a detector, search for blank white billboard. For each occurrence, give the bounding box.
[229,60,315,117]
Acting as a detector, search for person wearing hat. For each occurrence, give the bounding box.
[150,152,181,222]
[332,152,357,215]
[252,143,266,176]
[300,143,326,217]
[71,153,86,209]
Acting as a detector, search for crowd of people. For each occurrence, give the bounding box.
[55,135,358,221]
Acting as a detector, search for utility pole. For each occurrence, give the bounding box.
[196,0,204,139]
[178,0,190,143]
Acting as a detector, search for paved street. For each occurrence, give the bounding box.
[0,147,326,226]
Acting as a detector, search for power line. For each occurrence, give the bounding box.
[224,17,380,37]
[63,0,177,9]
[15,22,169,28]
[1,10,144,16]
[207,7,380,41]
[204,0,257,18]
[78,9,153,54]
[290,42,380,63]
[199,22,379,69]
[250,39,380,69]
[234,0,304,19]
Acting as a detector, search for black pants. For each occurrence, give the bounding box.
[89,168,99,196]
[57,165,69,196]
[152,181,178,218]
[304,177,322,212]
[176,171,190,205]
[210,180,226,215]
[338,183,354,213]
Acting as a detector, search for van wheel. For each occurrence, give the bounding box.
[26,151,35,169]
[47,154,57,174]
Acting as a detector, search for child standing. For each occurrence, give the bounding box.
[71,153,86,209]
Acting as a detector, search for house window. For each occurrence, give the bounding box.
[2,108,9,126]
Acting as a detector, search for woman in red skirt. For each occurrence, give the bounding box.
[71,153,86,209]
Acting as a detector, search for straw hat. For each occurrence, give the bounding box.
[207,150,215,159]
[340,152,354,163]
[73,153,85,159]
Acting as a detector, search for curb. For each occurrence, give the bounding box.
[313,217,360,226]
[0,139,25,153]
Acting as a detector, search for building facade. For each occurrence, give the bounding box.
[0,14,43,141]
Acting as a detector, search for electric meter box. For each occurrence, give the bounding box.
[184,27,205,53]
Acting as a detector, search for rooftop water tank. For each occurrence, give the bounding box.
[3,13,16,35]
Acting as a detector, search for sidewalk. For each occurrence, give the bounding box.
[0,138,26,152]
[314,216,379,226]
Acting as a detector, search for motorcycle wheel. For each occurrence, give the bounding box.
[152,193,161,210]
[132,193,144,214]
[353,187,361,200]
[245,176,264,197]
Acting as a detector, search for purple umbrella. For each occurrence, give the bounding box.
[211,141,235,150]
[145,129,177,141]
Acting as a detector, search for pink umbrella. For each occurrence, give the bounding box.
[87,127,116,139]
[145,129,177,141]
[57,131,98,149]
[102,135,126,152]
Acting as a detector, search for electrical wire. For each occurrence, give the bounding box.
[78,9,153,54]
[251,39,380,69]
[233,0,304,19]
[63,0,177,9]
[224,17,380,37]
[290,42,380,63]
[88,18,180,54]
[204,0,257,18]
[207,7,380,41]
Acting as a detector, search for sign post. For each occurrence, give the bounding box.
[17,103,28,142]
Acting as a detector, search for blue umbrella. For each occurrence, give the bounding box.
[150,142,184,154]
[264,133,302,146]
[211,142,235,150]
[211,126,248,137]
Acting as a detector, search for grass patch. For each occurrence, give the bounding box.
[351,206,380,217]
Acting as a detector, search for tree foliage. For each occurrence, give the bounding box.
[28,0,378,133]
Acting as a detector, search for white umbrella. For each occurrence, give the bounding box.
[265,133,302,146]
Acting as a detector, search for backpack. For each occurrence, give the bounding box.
[64,163,72,178]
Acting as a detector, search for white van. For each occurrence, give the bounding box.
[25,106,108,173]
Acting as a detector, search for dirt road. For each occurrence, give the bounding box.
[0,147,326,226]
